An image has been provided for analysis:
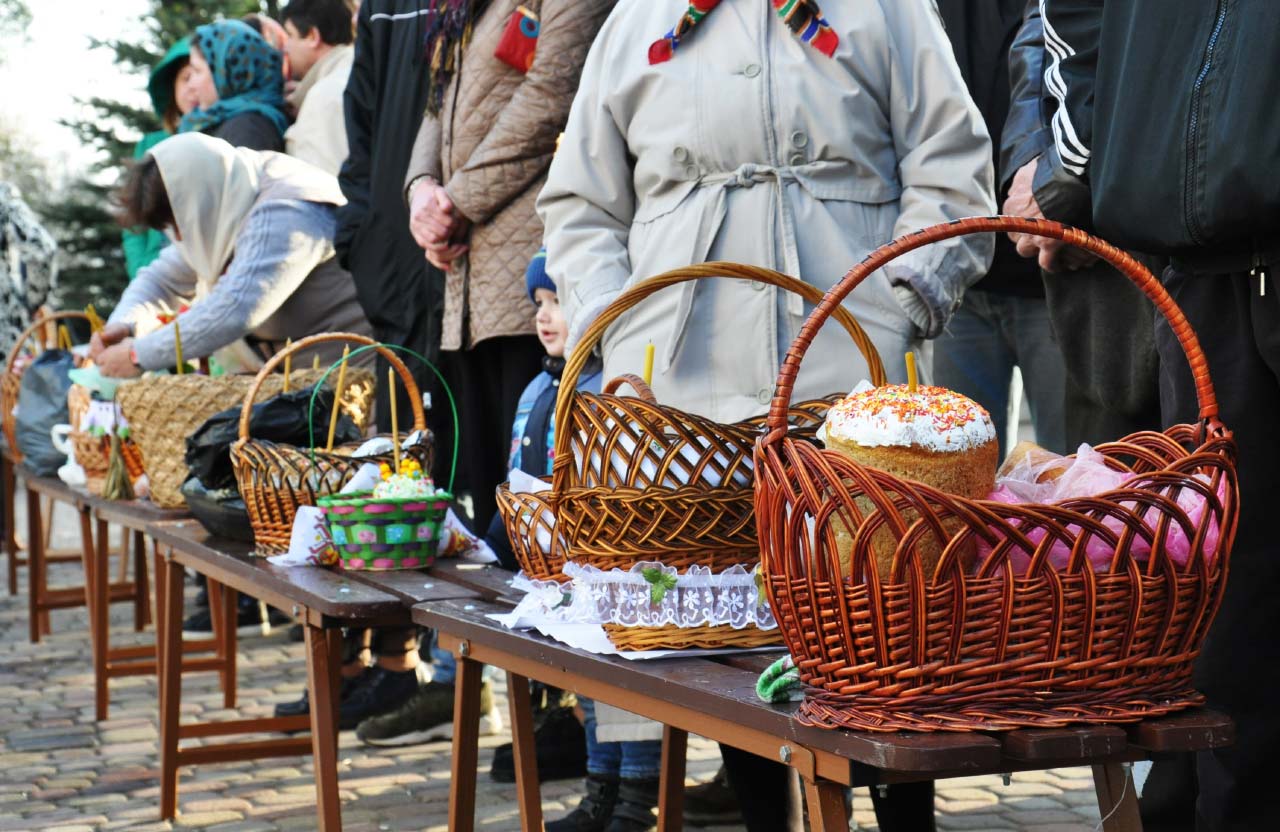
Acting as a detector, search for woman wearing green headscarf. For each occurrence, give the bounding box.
[178,20,289,152]
[122,37,198,280]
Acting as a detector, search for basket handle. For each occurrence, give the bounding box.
[765,216,1220,436]
[236,332,426,441]
[603,373,659,404]
[5,311,91,375]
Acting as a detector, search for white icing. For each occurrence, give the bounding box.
[823,382,995,453]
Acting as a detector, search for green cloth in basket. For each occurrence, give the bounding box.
[317,491,452,571]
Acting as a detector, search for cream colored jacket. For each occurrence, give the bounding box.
[285,45,354,176]
[538,0,995,422]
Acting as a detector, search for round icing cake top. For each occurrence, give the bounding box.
[824,382,995,452]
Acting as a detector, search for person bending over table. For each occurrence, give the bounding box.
[93,131,371,378]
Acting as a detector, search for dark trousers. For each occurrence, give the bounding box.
[719,746,935,831]
[440,336,542,533]
[1142,264,1280,831]
[1042,255,1166,448]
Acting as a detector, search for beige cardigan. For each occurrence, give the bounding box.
[285,45,355,176]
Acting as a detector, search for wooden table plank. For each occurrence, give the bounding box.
[1129,709,1235,753]
[88,495,189,530]
[427,560,523,602]
[345,567,482,606]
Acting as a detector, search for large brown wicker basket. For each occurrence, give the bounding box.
[230,333,431,554]
[2,311,90,464]
[550,262,886,575]
[755,217,1239,732]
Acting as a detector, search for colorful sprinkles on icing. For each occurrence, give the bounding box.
[825,384,996,452]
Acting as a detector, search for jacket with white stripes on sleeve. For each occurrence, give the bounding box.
[1029,0,1280,258]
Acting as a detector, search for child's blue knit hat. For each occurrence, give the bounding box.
[525,247,555,301]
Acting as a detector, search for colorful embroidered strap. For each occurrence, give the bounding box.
[648,0,839,65]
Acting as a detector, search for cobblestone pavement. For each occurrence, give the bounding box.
[0,490,1107,831]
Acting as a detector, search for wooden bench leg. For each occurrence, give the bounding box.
[26,486,42,643]
[448,648,484,832]
[304,621,343,832]
[803,777,850,832]
[506,671,542,832]
[133,530,150,631]
[221,584,238,708]
[658,725,687,832]
[158,553,185,820]
[1093,763,1142,831]
[3,454,16,596]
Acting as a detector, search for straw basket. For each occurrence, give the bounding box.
[319,491,452,571]
[755,216,1239,732]
[2,311,89,464]
[118,367,374,509]
[551,262,886,574]
[230,333,432,554]
[67,385,146,495]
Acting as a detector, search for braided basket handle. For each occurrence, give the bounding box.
[603,373,659,404]
[236,332,426,441]
[764,216,1220,436]
[5,311,92,375]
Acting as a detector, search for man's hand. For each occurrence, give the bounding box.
[96,339,142,379]
[408,178,470,270]
[1004,158,1096,273]
[89,322,132,361]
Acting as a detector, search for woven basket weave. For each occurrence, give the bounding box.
[2,311,89,464]
[755,216,1239,732]
[117,368,373,509]
[230,333,430,553]
[67,385,146,496]
[550,262,886,576]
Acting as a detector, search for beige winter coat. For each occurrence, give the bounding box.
[285,45,354,176]
[537,0,995,423]
[404,0,616,350]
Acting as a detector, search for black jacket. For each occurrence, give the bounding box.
[336,1,441,334]
[1021,1,1280,260]
[936,0,1041,296]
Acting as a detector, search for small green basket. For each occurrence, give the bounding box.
[318,490,454,571]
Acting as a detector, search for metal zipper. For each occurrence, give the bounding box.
[1184,0,1229,246]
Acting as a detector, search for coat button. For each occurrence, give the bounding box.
[673,145,689,162]
[757,387,772,405]
[685,164,700,178]
[522,437,531,446]
[787,152,805,167]
[744,63,761,78]
[790,130,808,148]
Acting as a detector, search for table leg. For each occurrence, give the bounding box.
[803,777,850,832]
[25,486,42,643]
[658,725,687,832]
[448,648,484,832]
[3,454,16,596]
[158,552,185,820]
[506,671,543,832]
[1093,763,1142,831]
[221,584,238,708]
[93,515,110,721]
[133,530,149,631]
[304,621,343,832]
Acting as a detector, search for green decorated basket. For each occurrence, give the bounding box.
[319,490,453,571]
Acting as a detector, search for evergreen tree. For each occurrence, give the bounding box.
[42,0,277,313]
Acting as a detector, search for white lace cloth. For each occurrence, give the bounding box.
[507,562,777,631]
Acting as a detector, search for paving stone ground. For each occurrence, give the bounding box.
[0,487,1106,831]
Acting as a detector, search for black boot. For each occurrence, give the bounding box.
[490,706,586,782]
[546,775,619,832]
[606,777,658,832]
[684,765,741,827]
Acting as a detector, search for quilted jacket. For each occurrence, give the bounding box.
[404,0,616,350]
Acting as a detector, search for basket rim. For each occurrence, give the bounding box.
[317,489,454,508]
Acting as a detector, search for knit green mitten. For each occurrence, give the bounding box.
[756,655,803,703]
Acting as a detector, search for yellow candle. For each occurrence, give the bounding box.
[57,325,72,351]
[173,320,185,375]
[643,342,655,387]
[905,351,918,393]
[282,338,293,392]
[325,346,350,451]
[388,366,400,472]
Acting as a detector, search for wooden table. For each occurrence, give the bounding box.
[148,519,491,831]
[75,493,197,720]
[21,472,144,643]
[416,599,1236,832]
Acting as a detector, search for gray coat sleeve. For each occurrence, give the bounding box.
[880,0,996,337]
[108,244,198,333]
[129,201,334,370]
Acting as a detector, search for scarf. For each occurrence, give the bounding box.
[423,0,494,116]
[649,0,840,64]
[179,21,290,138]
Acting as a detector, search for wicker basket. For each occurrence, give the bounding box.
[117,367,374,509]
[2,311,90,464]
[230,333,432,554]
[755,216,1239,732]
[319,490,452,571]
[67,385,146,496]
[550,262,885,574]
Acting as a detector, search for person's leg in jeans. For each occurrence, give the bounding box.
[1009,294,1068,454]
[547,697,620,831]
[1152,265,1280,830]
[931,290,1017,456]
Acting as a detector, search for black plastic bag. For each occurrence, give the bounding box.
[15,349,75,476]
[185,388,362,492]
